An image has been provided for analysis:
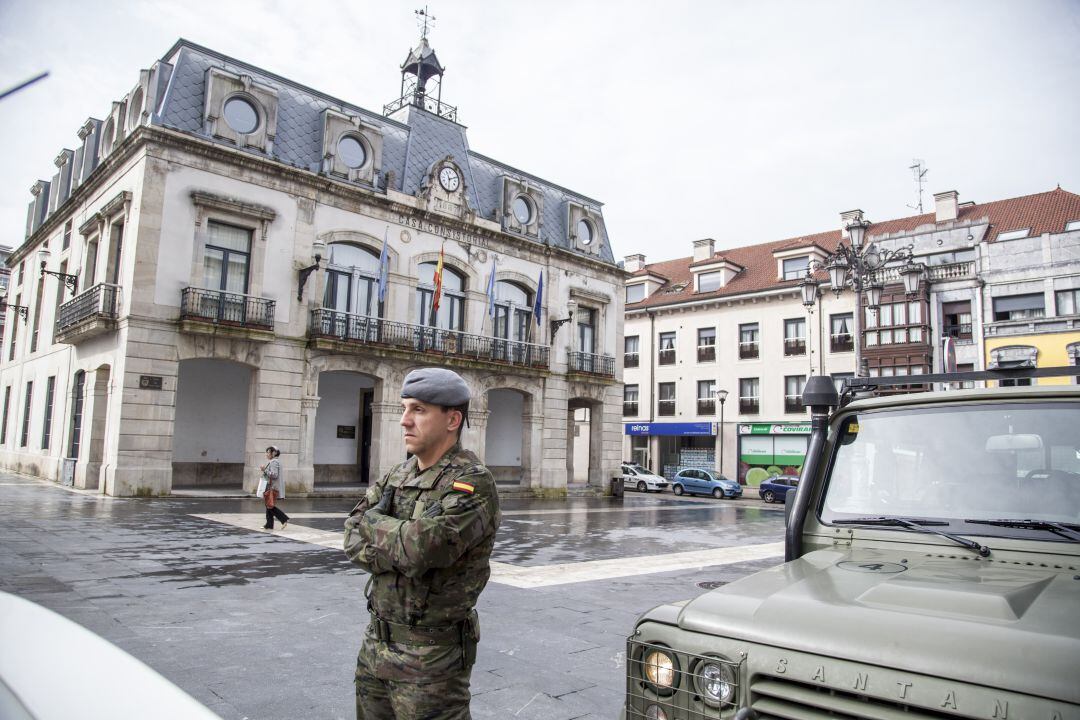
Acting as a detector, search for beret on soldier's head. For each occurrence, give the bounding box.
[401,368,471,407]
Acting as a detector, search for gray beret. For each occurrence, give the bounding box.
[401,368,471,406]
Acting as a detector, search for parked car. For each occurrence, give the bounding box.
[671,469,742,499]
[759,474,800,503]
[0,591,222,719]
[621,463,669,492]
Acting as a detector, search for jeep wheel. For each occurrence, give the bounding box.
[636,481,647,493]
[673,484,684,496]
[712,488,723,499]
[762,490,775,503]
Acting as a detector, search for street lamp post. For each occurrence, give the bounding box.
[714,388,728,477]
[799,218,923,377]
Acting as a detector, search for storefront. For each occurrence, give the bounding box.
[737,423,810,484]
[625,422,717,480]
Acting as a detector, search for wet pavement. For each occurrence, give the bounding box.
[0,475,786,720]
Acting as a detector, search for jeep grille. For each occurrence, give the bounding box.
[751,676,973,719]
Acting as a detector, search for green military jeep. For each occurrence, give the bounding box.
[624,368,1080,720]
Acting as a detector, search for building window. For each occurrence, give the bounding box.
[739,378,759,414]
[84,237,99,288]
[739,323,759,359]
[8,294,19,361]
[20,381,32,447]
[866,301,924,345]
[624,335,640,368]
[784,318,806,356]
[658,331,676,365]
[204,221,252,295]
[782,256,809,280]
[697,271,723,293]
[626,283,646,304]
[623,384,639,416]
[16,261,24,286]
[30,276,44,353]
[41,376,55,450]
[337,135,368,169]
[576,306,597,354]
[784,375,805,414]
[223,95,260,134]
[1056,289,1080,316]
[62,221,72,250]
[992,293,1045,321]
[943,301,973,340]
[417,262,466,331]
[492,281,533,343]
[657,382,676,416]
[697,380,716,415]
[956,363,975,390]
[68,370,86,458]
[577,219,594,246]
[0,386,10,445]
[323,243,381,317]
[828,313,853,352]
[697,327,716,362]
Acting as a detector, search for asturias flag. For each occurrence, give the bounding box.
[533,270,543,325]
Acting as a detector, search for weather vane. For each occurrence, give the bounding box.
[416,6,436,40]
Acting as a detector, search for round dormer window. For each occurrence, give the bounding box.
[338,135,367,169]
[577,219,594,246]
[512,196,533,225]
[223,96,259,134]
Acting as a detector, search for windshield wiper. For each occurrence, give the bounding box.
[833,517,991,557]
[964,519,1080,542]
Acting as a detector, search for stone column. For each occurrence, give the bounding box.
[369,400,405,483]
[522,413,545,488]
[467,409,490,464]
[296,394,319,492]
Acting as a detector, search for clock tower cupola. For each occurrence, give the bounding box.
[383,7,458,123]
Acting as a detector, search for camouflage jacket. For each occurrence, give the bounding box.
[343,444,501,680]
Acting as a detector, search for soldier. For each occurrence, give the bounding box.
[344,368,501,720]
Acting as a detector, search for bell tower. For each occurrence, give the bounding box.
[384,7,458,122]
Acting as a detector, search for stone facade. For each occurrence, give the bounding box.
[0,39,624,497]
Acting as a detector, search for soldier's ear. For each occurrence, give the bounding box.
[447,407,464,433]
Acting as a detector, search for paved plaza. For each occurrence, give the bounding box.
[0,475,786,720]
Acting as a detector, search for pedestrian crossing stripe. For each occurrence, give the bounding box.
[451,481,475,493]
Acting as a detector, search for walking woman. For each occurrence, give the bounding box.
[261,446,290,530]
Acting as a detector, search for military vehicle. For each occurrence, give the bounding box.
[623,367,1080,720]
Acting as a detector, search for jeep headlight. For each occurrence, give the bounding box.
[694,657,737,706]
[643,648,677,691]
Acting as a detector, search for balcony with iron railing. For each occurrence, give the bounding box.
[739,341,759,359]
[55,283,121,344]
[383,94,458,123]
[624,352,639,369]
[830,333,854,353]
[784,395,804,413]
[696,399,715,415]
[658,348,676,365]
[943,323,973,342]
[568,351,616,378]
[623,401,638,417]
[657,400,675,417]
[309,308,550,371]
[783,338,806,356]
[739,398,760,414]
[697,344,716,362]
[179,287,276,340]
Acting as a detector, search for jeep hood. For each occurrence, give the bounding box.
[676,548,1080,703]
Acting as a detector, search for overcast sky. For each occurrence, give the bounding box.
[1,0,1078,263]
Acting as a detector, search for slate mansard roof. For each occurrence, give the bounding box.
[22,39,614,265]
[627,187,1080,311]
[157,41,614,263]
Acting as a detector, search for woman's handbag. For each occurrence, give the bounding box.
[264,489,278,509]
[256,478,268,496]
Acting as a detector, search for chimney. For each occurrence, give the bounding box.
[624,253,646,273]
[934,190,959,222]
[693,238,715,263]
[839,209,864,238]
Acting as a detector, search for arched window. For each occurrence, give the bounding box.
[494,280,533,342]
[101,118,115,156]
[417,262,465,330]
[323,243,381,317]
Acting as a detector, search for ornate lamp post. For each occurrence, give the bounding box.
[800,218,922,377]
[714,388,728,476]
[37,248,79,295]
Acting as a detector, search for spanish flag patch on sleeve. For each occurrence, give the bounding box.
[451,481,475,494]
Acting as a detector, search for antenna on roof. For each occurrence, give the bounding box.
[416,6,436,40]
[907,159,928,214]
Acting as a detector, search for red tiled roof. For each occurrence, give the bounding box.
[626,187,1080,310]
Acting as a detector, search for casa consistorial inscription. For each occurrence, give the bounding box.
[395,213,488,249]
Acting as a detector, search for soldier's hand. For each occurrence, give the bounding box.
[422,501,444,519]
[371,487,394,514]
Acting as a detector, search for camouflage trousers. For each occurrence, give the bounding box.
[355,669,471,720]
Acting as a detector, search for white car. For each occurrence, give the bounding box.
[0,591,221,719]
[621,463,669,493]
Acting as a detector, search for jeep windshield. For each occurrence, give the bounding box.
[820,401,1080,540]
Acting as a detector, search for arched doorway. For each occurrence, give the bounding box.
[567,398,602,487]
[485,388,527,486]
[314,370,376,485]
[172,359,253,487]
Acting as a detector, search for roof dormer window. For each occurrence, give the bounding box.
[782,256,810,280]
[997,228,1030,241]
[697,271,724,293]
[626,283,646,304]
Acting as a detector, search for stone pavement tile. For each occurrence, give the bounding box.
[472,684,586,720]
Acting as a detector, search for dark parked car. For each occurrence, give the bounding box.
[671,469,742,499]
[759,474,800,503]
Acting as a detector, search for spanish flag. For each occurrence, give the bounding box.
[430,244,445,321]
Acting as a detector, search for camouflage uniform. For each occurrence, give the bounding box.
[344,443,501,720]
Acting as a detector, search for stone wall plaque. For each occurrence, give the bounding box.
[337,425,356,439]
[139,375,163,390]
